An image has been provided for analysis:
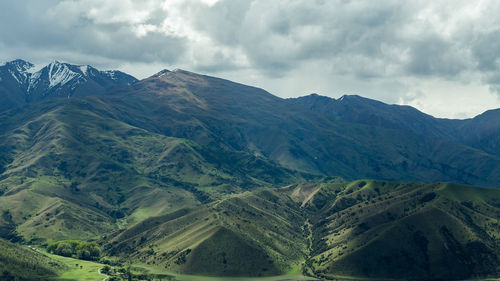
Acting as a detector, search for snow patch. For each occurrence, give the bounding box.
[154,69,170,77]
[8,70,20,84]
[0,60,36,86]
[10,60,34,73]
[79,65,89,76]
[9,69,24,84]
[104,70,117,80]
[27,71,42,94]
[48,62,79,88]
[25,63,44,74]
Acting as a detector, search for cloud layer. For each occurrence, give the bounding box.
[1,0,500,118]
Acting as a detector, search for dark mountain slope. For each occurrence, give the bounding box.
[0,60,34,112]
[83,69,500,187]
[289,94,459,140]
[290,93,500,157]
[457,108,500,156]
[1,65,498,186]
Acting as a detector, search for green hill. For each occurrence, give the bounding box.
[303,181,500,280]
[100,180,500,280]
[0,238,66,280]
[0,99,313,243]
[104,189,308,277]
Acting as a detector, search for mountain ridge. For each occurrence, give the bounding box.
[88,69,500,187]
[290,93,500,156]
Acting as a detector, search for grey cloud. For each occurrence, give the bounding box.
[406,35,470,77]
[189,0,412,76]
[187,0,500,90]
[485,72,500,97]
[470,30,500,95]
[190,0,251,46]
[0,0,186,66]
[71,25,186,63]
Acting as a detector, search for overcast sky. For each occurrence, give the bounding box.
[1,0,500,118]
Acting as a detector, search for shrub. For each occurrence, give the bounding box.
[101,265,111,274]
[76,241,101,261]
[55,242,74,257]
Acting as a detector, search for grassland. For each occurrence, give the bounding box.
[128,263,315,281]
[46,252,107,281]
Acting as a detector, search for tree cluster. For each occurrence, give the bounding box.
[47,240,101,261]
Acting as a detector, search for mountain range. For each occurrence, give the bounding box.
[89,67,500,187]
[1,60,498,188]
[0,59,499,280]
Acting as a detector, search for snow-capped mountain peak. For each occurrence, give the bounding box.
[5,59,34,71]
[2,59,35,85]
[0,59,138,109]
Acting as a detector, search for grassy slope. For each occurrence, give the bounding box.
[104,189,308,277]
[0,100,312,243]
[303,180,500,280]
[0,238,66,280]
